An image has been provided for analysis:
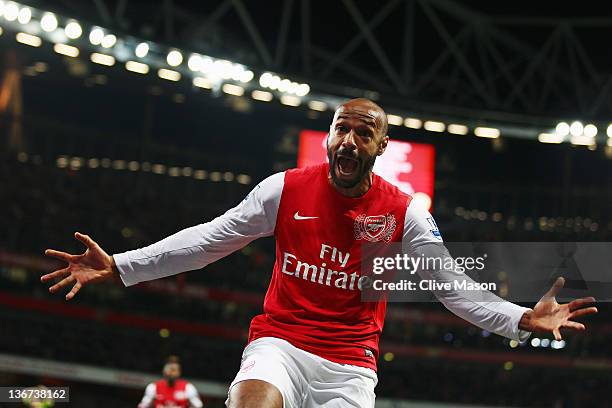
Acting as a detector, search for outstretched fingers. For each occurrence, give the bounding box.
[568,297,597,311]
[66,281,82,301]
[74,232,98,250]
[562,321,586,331]
[569,306,598,319]
[49,275,75,293]
[544,277,565,299]
[40,268,70,283]
[45,249,76,263]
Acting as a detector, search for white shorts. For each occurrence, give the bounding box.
[226,337,377,408]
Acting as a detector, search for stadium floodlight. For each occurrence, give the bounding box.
[387,114,403,126]
[583,124,597,138]
[278,79,291,93]
[211,60,232,79]
[240,70,254,83]
[570,135,594,146]
[474,126,500,138]
[193,77,212,89]
[308,100,327,111]
[296,83,310,97]
[555,122,570,136]
[280,95,301,106]
[64,21,82,39]
[230,64,245,81]
[166,50,183,67]
[569,121,583,137]
[424,120,446,132]
[538,133,564,144]
[287,82,299,94]
[53,43,79,57]
[158,68,180,81]
[550,340,566,349]
[15,32,41,47]
[17,7,30,24]
[259,72,273,88]
[236,174,251,184]
[268,75,281,90]
[251,90,273,102]
[89,27,104,45]
[125,61,149,74]
[40,12,58,32]
[187,54,203,71]
[199,56,213,74]
[101,34,116,48]
[90,52,115,66]
[404,117,422,129]
[193,170,207,180]
[222,83,244,96]
[4,2,18,21]
[447,124,468,135]
[135,42,149,58]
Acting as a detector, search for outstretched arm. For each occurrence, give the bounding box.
[137,383,156,408]
[403,201,597,341]
[42,172,284,299]
[185,383,203,408]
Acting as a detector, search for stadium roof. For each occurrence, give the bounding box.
[7,0,612,146]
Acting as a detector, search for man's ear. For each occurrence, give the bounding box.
[377,135,389,156]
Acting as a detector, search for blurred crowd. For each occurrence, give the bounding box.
[2,141,611,407]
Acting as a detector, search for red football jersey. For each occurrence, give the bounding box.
[248,163,411,370]
[153,379,189,408]
[117,162,529,375]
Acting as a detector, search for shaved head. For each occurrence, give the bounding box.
[334,98,388,139]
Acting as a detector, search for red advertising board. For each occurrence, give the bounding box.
[298,130,435,210]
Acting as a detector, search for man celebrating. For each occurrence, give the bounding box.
[42,99,597,408]
[138,356,203,408]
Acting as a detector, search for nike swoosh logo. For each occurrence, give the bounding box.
[294,211,319,220]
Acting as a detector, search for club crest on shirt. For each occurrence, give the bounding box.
[354,213,396,242]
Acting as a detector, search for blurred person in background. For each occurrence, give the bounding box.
[42,98,598,408]
[138,356,203,408]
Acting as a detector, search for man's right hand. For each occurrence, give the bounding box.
[42,232,116,300]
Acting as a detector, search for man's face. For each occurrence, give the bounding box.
[327,101,387,188]
[163,363,181,380]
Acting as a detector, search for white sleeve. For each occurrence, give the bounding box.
[137,383,156,408]
[185,383,203,408]
[113,172,285,286]
[402,200,532,342]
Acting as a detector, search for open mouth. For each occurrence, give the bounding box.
[336,155,359,177]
